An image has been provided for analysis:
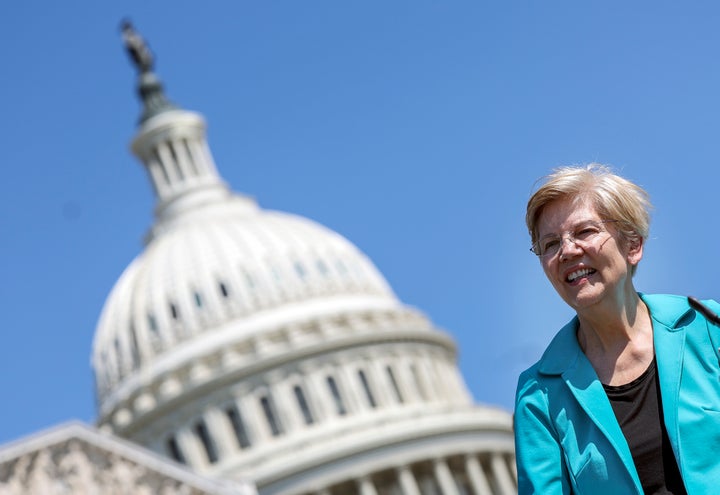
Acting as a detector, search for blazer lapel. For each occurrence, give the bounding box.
[563,352,642,491]
[643,294,689,459]
[653,324,685,457]
[539,317,643,492]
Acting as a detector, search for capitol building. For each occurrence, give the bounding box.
[0,26,516,495]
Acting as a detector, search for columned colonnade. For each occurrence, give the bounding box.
[304,452,516,495]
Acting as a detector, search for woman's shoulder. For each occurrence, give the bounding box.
[641,292,720,326]
[520,316,582,378]
[515,317,581,404]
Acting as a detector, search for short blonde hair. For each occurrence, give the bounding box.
[526,164,652,266]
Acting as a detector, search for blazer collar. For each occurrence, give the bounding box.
[642,293,694,330]
[537,316,581,376]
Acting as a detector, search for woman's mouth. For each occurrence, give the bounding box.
[566,268,596,283]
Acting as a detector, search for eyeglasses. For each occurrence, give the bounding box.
[530,219,618,259]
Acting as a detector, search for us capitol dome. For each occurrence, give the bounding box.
[0,24,516,495]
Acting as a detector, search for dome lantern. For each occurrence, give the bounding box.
[121,20,238,229]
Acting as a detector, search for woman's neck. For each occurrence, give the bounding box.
[577,295,655,385]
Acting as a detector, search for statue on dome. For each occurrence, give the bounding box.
[121,20,154,74]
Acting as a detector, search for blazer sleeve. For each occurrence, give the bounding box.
[514,371,573,495]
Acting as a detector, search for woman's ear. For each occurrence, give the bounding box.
[627,236,644,266]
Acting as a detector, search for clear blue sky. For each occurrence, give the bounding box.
[3,1,720,446]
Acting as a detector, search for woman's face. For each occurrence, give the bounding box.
[536,197,643,312]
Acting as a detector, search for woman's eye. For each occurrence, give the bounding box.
[542,239,560,252]
[575,227,599,239]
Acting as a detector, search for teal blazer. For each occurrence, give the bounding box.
[514,294,720,494]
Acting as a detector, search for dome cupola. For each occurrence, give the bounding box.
[93,23,402,424]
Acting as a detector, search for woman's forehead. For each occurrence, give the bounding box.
[538,197,599,233]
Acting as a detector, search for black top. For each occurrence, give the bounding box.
[603,358,687,495]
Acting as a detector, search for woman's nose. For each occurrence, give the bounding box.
[558,236,582,260]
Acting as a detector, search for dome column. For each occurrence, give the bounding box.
[433,458,460,495]
[175,426,205,468]
[397,465,421,495]
[368,360,395,407]
[394,358,421,404]
[412,359,435,402]
[301,366,332,421]
[204,408,237,459]
[356,476,378,495]
[234,395,262,446]
[490,454,516,495]
[336,364,364,414]
[464,455,493,495]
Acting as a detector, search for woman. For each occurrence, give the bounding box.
[514,164,720,494]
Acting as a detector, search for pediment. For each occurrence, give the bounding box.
[0,421,255,495]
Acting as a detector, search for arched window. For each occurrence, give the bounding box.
[326,376,347,416]
[358,369,377,408]
[294,261,306,280]
[166,435,185,464]
[194,419,218,463]
[225,404,251,449]
[260,394,283,436]
[293,384,315,424]
[386,365,404,403]
[169,302,180,320]
[128,323,141,366]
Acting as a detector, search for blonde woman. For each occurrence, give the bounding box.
[515,164,720,494]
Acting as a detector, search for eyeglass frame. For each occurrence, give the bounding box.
[530,219,619,259]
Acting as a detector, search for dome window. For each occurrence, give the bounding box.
[146,313,162,351]
[316,259,329,276]
[225,405,251,449]
[386,366,404,404]
[182,139,200,175]
[169,302,180,320]
[241,269,256,289]
[128,323,141,367]
[335,259,348,274]
[294,261,306,280]
[193,291,203,308]
[326,376,347,416]
[260,394,283,437]
[193,419,219,464]
[113,338,123,377]
[167,141,184,180]
[166,435,185,464]
[357,370,377,408]
[218,281,230,298]
[152,149,171,186]
[293,385,314,425]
